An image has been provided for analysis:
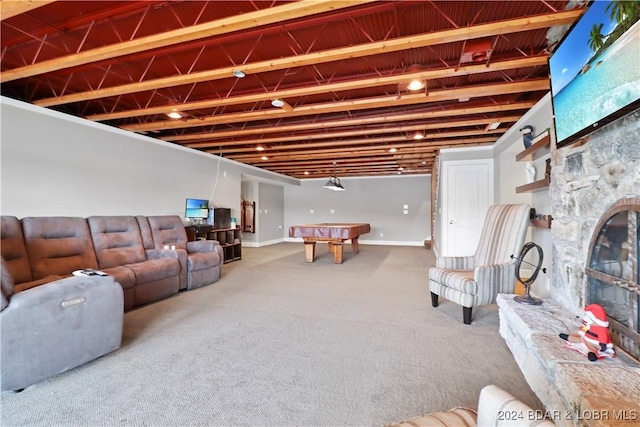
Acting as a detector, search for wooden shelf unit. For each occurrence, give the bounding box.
[515,130,551,194]
[516,178,550,193]
[515,131,551,162]
[208,227,242,263]
[530,218,552,228]
[515,130,553,229]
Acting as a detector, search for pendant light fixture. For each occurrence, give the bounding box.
[323,161,345,191]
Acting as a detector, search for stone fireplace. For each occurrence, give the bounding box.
[551,110,640,361]
[498,111,640,426]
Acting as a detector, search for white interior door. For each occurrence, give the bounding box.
[441,159,494,256]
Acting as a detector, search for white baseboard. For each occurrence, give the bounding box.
[283,237,425,247]
[244,238,428,247]
[242,238,285,248]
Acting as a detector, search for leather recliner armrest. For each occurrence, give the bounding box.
[187,240,219,253]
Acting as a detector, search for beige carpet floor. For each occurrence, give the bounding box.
[0,243,541,426]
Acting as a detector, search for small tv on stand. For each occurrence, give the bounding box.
[185,198,209,224]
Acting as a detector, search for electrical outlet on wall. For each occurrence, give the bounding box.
[330,209,335,214]
[309,209,314,214]
[380,232,384,237]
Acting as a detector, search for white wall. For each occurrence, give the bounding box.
[493,94,554,298]
[1,97,432,247]
[0,97,297,221]
[255,182,285,245]
[284,175,431,245]
[430,94,555,297]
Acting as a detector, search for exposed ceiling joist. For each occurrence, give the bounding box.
[0,0,374,82]
[32,9,579,108]
[182,115,521,149]
[0,0,55,20]
[1,1,583,178]
[87,55,547,122]
[163,102,535,142]
[123,79,548,133]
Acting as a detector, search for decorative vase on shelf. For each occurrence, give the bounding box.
[525,162,536,183]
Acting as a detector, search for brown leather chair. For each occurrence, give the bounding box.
[143,215,224,290]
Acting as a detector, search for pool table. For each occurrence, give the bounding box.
[288,223,371,264]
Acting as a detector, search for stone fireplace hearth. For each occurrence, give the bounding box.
[498,295,640,427]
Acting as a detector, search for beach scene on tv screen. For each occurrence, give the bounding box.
[186,199,208,218]
[550,1,640,143]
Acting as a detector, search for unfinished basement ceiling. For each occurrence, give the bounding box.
[0,0,583,179]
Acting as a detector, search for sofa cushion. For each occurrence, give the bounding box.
[146,215,188,249]
[21,217,99,280]
[87,216,147,268]
[428,268,476,294]
[100,266,136,290]
[14,275,64,293]
[125,258,179,283]
[1,216,33,285]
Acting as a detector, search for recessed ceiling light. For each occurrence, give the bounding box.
[487,121,501,130]
[407,79,425,91]
[261,156,268,160]
[166,111,182,119]
[458,97,470,102]
[396,171,402,175]
[232,70,246,78]
[389,148,398,153]
[271,99,285,108]
[256,145,265,151]
[413,131,425,140]
[304,171,310,175]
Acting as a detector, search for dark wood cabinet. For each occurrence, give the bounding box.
[208,228,242,263]
[186,225,241,263]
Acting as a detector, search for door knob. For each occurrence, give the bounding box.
[449,220,457,224]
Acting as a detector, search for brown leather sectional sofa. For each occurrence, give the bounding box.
[0,214,224,391]
[1,214,224,311]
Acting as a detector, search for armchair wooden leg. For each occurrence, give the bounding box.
[463,307,472,324]
[430,292,439,307]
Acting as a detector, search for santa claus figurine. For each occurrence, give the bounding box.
[559,304,615,361]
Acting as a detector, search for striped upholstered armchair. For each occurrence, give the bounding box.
[429,204,530,324]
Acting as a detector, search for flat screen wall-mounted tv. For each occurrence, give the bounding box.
[185,198,209,219]
[549,1,640,148]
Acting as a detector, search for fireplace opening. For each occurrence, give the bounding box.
[586,197,639,361]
